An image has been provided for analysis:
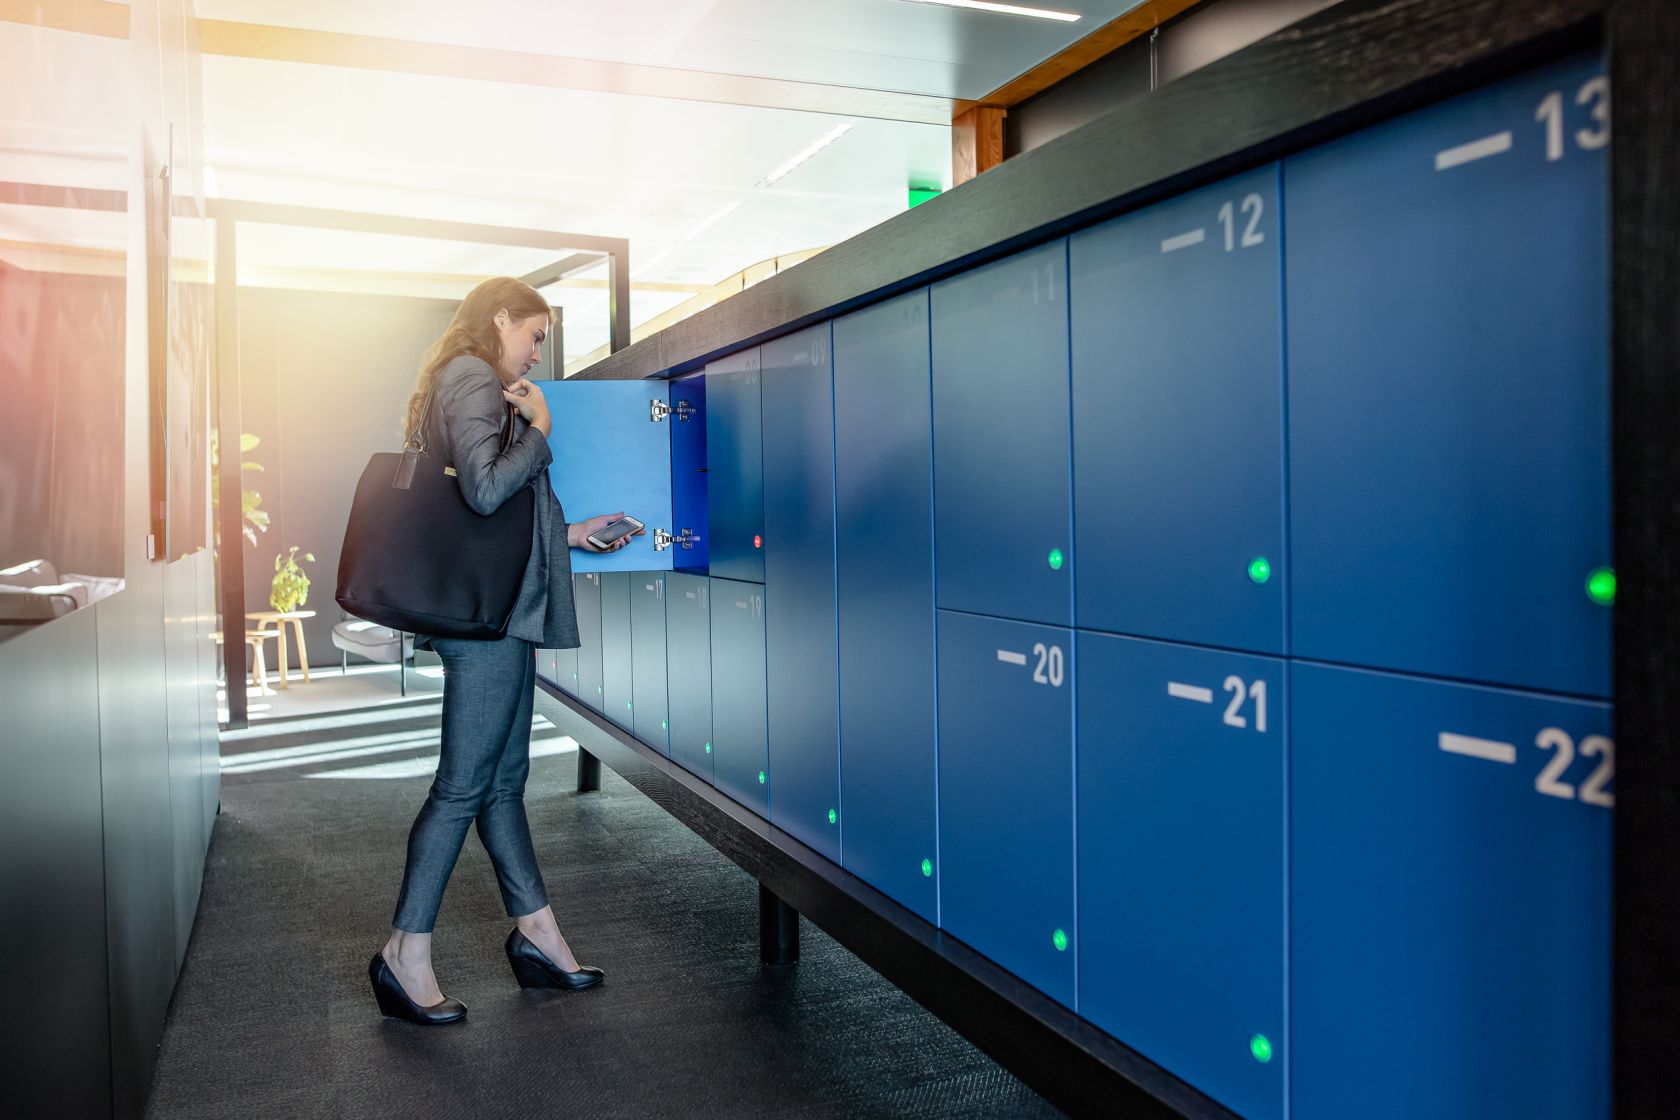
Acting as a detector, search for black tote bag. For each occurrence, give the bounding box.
[336,390,534,640]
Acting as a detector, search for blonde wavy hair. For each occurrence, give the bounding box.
[403,277,554,444]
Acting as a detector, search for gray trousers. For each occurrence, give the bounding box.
[392,634,549,933]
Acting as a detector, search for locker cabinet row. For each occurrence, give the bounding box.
[544,52,1610,701]
[527,51,1612,1120]
[538,578,1611,1120]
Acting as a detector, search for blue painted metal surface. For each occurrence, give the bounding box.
[931,239,1073,627]
[573,572,603,712]
[709,577,768,816]
[630,572,671,756]
[762,324,841,861]
[545,380,675,573]
[705,349,765,584]
[665,572,714,782]
[936,608,1075,1007]
[1069,166,1286,654]
[1291,660,1611,1120]
[1286,52,1611,696]
[600,572,633,728]
[834,290,940,924]
[668,374,710,572]
[1076,631,1285,1120]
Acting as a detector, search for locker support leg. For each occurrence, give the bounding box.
[576,747,601,793]
[759,884,800,966]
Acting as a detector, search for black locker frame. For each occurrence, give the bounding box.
[541,1,1680,1114]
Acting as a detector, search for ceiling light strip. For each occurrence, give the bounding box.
[898,0,1081,22]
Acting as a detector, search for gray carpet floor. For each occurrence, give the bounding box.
[145,695,1062,1119]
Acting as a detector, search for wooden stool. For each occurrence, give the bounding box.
[211,629,279,696]
[245,610,318,689]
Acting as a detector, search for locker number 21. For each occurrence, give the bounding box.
[1223,676,1268,733]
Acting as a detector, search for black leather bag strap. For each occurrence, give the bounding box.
[396,368,520,490]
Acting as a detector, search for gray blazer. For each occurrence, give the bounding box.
[423,355,579,649]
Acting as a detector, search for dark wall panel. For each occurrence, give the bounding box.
[239,289,455,671]
[96,564,181,1120]
[0,608,113,1118]
[164,550,213,965]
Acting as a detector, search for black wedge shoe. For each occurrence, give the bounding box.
[368,952,467,1025]
[505,929,605,991]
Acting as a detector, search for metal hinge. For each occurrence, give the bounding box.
[650,399,697,423]
[653,527,699,552]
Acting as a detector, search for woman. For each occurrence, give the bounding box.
[368,276,638,1025]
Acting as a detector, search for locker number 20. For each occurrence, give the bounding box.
[1031,643,1065,688]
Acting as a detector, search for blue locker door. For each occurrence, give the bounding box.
[705,349,764,583]
[937,609,1075,1006]
[545,380,675,574]
[600,572,633,726]
[535,648,558,687]
[630,573,671,755]
[762,323,840,860]
[1291,662,1611,1120]
[573,572,603,711]
[834,290,939,923]
[668,374,709,571]
[554,644,578,697]
[1286,52,1611,697]
[1069,166,1285,653]
[710,577,768,817]
[1076,633,1285,1120]
[931,240,1072,627]
[665,572,714,781]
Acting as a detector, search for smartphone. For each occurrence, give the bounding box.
[587,514,644,550]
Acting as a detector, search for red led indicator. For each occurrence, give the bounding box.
[754,535,763,548]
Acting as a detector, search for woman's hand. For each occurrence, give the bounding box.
[502,378,551,438]
[569,512,644,553]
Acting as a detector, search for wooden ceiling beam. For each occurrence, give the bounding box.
[953,0,1204,115]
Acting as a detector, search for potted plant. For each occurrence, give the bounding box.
[270,546,315,614]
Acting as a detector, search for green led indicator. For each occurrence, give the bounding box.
[1052,929,1068,952]
[1586,567,1616,606]
[921,859,933,878]
[704,742,712,754]
[626,702,633,711]
[758,770,767,784]
[661,720,668,730]
[828,809,838,825]
[1248,556,1272,584]
[1047,548,1064,571]
[596,686,603,694]
[1250,1034,1273,1064]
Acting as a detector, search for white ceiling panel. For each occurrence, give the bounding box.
[193,0,1152,99]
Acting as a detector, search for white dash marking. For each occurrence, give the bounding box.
[1161,228,1207,253]
[1435,131,1513,171]
[1438,732,1517,764]
[685,591,697,599]
[997,649,1029,667]
[1167,681,1214,704]
[736,600,749,609]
